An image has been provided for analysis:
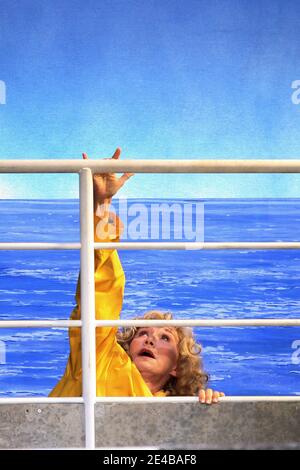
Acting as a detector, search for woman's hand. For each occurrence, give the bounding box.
[198,388,225,405]
[82,148,134,206]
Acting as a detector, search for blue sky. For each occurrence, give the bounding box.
[1,0,300,199]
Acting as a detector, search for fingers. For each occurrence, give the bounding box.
[199,388,225,405]
[124,172,135,179]
[112,148,121,159]
[82,149,121,160]
[199,389,206,403]
[82,149,121,175]
[117,172,135,189]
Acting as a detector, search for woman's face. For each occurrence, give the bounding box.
[129,327,179,383]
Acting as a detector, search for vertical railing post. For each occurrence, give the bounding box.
[79,168,96,449]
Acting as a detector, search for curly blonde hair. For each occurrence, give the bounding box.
[117,310,208,396]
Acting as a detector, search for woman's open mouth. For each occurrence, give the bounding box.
[138,348,156,359]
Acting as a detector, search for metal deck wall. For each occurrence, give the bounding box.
[1,401,299,449]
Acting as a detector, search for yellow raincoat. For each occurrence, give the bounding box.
[49,213,165,397]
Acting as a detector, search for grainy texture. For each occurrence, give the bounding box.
[0,404,84,449]
[0,402,300,449]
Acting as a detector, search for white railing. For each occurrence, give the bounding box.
[0,319,300,328]
[2,241,300,250]
[2,158,300,172]
[1,159,300,449]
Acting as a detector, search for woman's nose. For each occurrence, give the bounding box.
[145,336,154,346]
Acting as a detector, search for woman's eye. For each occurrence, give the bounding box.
[138,330,148,337]
[161,334,170,342]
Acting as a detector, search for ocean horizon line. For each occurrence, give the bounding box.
[1,197,300,203]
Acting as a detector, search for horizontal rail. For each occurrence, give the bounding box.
[0,397,84,404]
[95,396,300,403]
[0,396,299,405]
[0,320,82,328]
[1,319,300,328]
[0,319,300,328]
[1,159,300,173]
[95,242,300,250]
[0,243,81,250]
[2,242,300,250]
[94,319,300,327]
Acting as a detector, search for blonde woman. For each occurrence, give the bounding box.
[50,149,225,404]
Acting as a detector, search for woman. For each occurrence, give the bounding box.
[49,148,224,404]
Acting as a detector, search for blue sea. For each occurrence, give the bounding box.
[0,199,299,397]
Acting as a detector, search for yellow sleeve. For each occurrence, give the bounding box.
[49,212,125,397]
